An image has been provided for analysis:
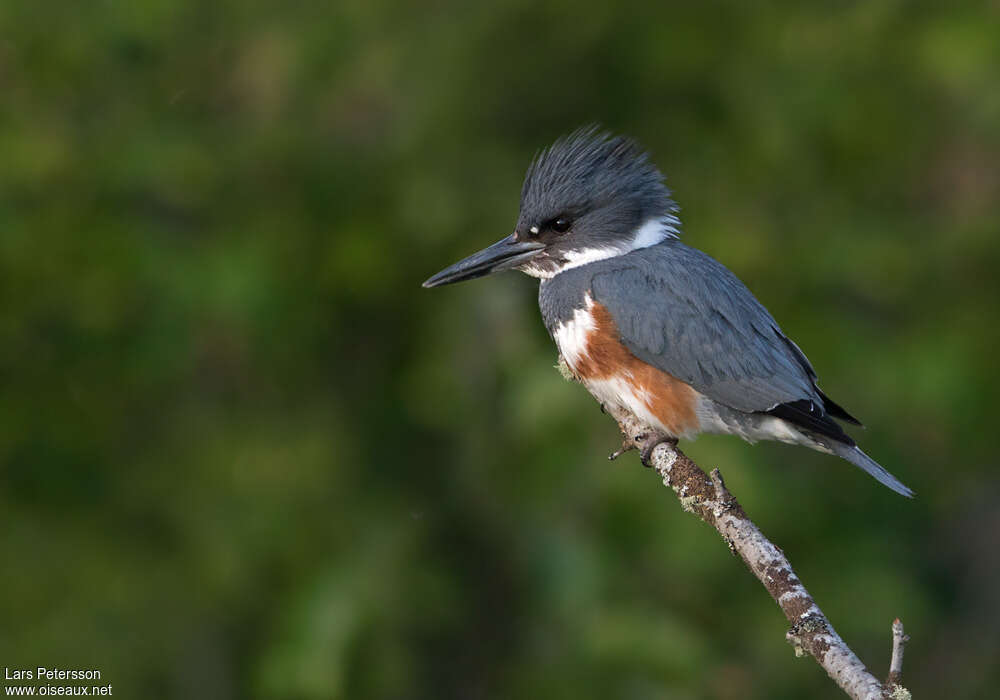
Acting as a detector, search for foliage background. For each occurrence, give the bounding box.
[2,1,998,698]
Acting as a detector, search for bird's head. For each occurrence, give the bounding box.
[423,127,680,288]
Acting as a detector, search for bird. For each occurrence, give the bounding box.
[423,127,913,497]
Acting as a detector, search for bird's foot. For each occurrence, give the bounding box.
[608,430,677,466]
[637,432,678,467]
[608,433,634,461]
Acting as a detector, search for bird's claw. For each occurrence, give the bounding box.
[609,431,678,465]
[638,432,678,467]
[608,433,635,461]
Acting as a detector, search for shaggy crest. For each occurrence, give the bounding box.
[519,126,679,231]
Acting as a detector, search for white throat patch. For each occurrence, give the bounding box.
[520,215,680,279]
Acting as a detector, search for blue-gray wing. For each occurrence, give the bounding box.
[588,242,819,413]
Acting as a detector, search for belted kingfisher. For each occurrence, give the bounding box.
[423,127,913,497]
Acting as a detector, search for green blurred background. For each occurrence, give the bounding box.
[2,1,998,698]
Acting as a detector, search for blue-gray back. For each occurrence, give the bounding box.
[539,240,821,413]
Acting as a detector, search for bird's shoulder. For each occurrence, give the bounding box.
[578,240,820,413]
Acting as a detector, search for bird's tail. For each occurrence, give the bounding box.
[829,442,914,498]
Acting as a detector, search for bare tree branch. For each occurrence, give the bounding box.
[598,399,913,700]
[885,618,911,698]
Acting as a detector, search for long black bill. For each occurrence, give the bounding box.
[422,234,545,288]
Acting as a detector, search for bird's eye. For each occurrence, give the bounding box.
[550,217,571,234]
